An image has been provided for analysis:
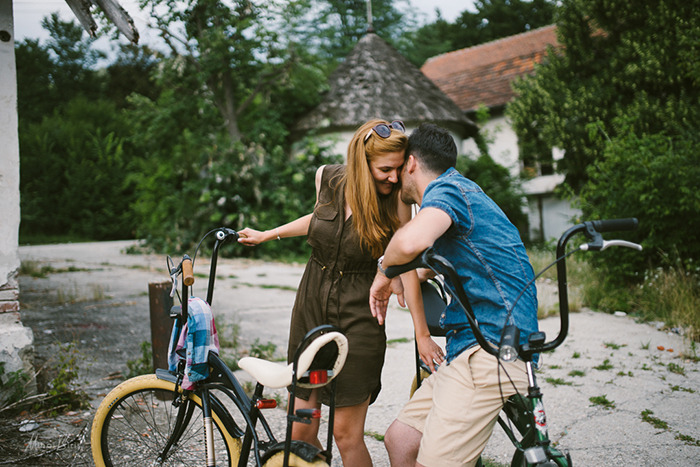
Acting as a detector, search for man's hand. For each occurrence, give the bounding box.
[369,273,405,325]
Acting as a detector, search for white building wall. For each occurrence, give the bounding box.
[462,114,521,177]
[462,114,581,242]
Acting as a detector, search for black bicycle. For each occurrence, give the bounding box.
[387,218,642,466]
[91,227,348,466]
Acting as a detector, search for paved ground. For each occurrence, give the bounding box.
[9,240,700,466]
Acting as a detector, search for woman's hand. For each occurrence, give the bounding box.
[416,334,444,373]
[237,227,267,246]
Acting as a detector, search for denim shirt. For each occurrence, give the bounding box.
[422,168,539,363]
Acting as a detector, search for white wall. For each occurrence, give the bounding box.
[462,114,521,177]
[461,114,581,242]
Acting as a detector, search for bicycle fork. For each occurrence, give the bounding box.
[521,362,571,466]
[201,387,217,467]
[157,392,196,463]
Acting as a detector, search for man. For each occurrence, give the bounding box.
[370,123,539,467]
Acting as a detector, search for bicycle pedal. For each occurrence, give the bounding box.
[295,408,321,419]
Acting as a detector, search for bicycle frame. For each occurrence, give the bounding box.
[159,227,338,467]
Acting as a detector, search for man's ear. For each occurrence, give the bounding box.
[406,154,417,173]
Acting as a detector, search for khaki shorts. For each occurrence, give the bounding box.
[397,346,528,467]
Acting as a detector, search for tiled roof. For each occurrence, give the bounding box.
[295,33,476,137]
[421,25,560,112]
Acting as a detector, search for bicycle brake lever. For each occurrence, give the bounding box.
[581,240,643,252]
[170,273,178,297]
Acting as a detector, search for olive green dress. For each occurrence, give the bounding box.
[287,164,386,407]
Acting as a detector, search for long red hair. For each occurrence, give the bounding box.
[344,119,408,258]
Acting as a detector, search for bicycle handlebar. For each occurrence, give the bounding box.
[182,256,195,286]
[385,218,641,362]
[590,217,638,233]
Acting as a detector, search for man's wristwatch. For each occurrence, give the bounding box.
[377,255,387,275]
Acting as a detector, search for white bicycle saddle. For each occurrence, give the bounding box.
[238,331,348,389]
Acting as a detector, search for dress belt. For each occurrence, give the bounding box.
[311,255,375,275]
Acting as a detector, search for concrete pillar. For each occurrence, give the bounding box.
[0,0,36,397]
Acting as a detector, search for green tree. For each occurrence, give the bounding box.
[123,47,341,254]
[509,0,699,190]
[508,0,700,281]
[14,39,54,124]
[17,15,140,243]
[136,0,327,142]
[397,13,455,67]
[580,128,700,283]
[103,43,162,108]
[15,14,105,124]
[453,0,558,49]
[41,12,106,103]
[311,0,409,64]
[400,0,558,66]
[20,98,135,242]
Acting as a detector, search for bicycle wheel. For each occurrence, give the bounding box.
[262,450,329,466]
[91,374,241,466]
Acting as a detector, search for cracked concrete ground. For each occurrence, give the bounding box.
[12,240,700,466]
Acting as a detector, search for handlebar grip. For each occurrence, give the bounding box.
[182,257,195,286]
[385,256,425,279]
[591,218,638,233]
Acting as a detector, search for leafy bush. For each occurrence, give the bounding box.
[127,86,340,256]
[19,97,136,242]
[579,128,700,284]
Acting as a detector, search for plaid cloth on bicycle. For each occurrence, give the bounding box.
[167,296,220,390]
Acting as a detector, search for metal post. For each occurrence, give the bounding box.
[149,281,173,371]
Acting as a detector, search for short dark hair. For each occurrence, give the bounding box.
[406,123,458,174]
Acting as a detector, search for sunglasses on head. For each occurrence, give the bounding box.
[364,120,406,142]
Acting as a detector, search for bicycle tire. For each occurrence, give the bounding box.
[409,368,432,397]
[262,450,329,467]
[91,374,241,466]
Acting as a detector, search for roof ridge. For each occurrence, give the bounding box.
[423,24,557,67]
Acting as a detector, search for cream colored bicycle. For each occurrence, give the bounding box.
[91,227,348,466]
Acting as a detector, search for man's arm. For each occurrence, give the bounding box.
[370,207,453,323]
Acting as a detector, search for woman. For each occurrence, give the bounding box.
[238,119,442,466]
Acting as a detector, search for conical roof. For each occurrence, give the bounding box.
[294,33,476,137]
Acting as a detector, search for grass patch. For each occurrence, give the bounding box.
[589,395,615,409]
[675,433,700,446]
[670,385,695,393]
[542,250,700,344]
[126,341,153,378]
[238,282,298,292]
[19,261,89,278]
[641,409,669,430]
[249,339,281,361]
[55,282,108,304]
[604,342,626,350]
[593,359,614,371]
[572,351,581,358]
[634,261,700,342]
[568,369,586,377]
[545,377,572,386]
[365,430,384,442]
[387,337,411,345]
[667,362,686,376]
